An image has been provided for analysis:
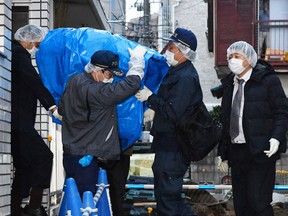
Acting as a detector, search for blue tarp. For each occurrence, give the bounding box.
[37,27,169,150]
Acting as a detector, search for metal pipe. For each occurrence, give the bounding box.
[171,0,181,32]
[126,184,288,190]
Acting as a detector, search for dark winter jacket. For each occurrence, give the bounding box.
[58,72,141,160]
[11,40,56,132]
[218,59,288,163]
[148,60,203,152]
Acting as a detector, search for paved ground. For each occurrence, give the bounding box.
[274,207,288,216]
[185,187,288,216]
[193,204,288,216]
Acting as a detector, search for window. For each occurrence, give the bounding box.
[12,6,29,37]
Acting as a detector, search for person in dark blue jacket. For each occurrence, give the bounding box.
[135,28,200,216]
[217,41,288,216]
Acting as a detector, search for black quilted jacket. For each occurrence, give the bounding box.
[218,59,288,163]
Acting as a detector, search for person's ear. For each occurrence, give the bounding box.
[243,58,249,67]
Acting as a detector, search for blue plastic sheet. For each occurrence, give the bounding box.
[36,27,169,150]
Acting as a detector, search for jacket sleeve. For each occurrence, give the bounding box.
[147,76,201,123]
[267,75,288,150]
[217,99,229,160]
[89,75,141,107]
[14,50,56,110]
[217,75,234,160]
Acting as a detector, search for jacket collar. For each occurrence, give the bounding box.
[168,60,191,75]
[84,72,95,81]
[221,59,275,85]
[250,59,274,81]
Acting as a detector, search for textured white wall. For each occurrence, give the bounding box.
[0,0,12,215]
[171,0,221,105]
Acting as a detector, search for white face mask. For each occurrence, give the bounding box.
[228,58,246,75]
[101,71,114,83]
[103,77,114,83]
[164,50,179,66]
[26,46,38,58]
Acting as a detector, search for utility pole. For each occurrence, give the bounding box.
[143,0,150,46]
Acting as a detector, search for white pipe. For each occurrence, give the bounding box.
[172,0,181,32]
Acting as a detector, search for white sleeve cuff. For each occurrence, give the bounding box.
[49,105,56,111]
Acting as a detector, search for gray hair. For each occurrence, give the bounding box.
[173,41,197,62]
[84,62,103,73]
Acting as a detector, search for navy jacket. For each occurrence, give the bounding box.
[148,60,203,152]
[218,59,288,163]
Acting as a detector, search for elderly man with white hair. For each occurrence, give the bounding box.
[217,41,288,216]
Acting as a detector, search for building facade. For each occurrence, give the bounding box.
[0,0,287,215]
[0,1,12,214]
[171,0,288,187]
[0,0,124,215]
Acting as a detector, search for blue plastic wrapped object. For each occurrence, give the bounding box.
[79,155,93,167]
[36,27,169,150]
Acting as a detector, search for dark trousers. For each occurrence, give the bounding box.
[152,151,197,216]
[64,153,130,216]
[230,144,275,216]
[11,129,53,215]
[100,154,130,216]
[11,129,53,197]
[63,154,99,197]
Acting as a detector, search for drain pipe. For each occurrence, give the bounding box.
[172,0,181,32]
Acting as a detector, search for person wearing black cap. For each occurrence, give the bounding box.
[58,46,146,214]
[135,28,200,215]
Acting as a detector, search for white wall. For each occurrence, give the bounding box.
[0,0,12,215]
[170,0,221,104]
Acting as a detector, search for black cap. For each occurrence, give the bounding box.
[90,50,124,77]
[170,28,197,51]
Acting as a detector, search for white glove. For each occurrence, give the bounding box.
[217,156,229,172]
[52,109,62,121]
[128,45,147,58]
[135,86,152,102]
[126,45,147,79]
[144,108,155,123]
[264,138,280,157]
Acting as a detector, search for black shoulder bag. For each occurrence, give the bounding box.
[176,102,221,162]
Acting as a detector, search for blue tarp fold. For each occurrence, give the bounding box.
[37,27,169,150]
